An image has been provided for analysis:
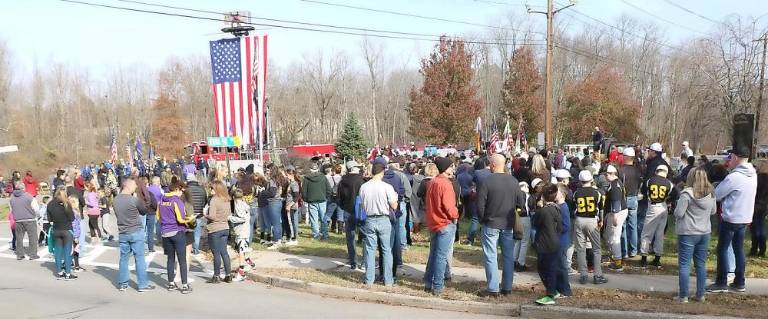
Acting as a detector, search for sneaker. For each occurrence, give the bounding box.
[692,296,706,303]
[223,275,233,283]
[640,256,648,268]
[673,296,689,303]
[16,256,24,261]
[64,273,78,281]
[609,262,624,272]
[706,283,728,293]
[29,256,40,261]
[568,268,579,276]
[501,289,512,296]
[285,240,299,246]
[118,284,128,291]
[535,296,556,305]
[167,283,178,291]
[555,293,571,299]
[553,293,561,299]
[727,273,736,284]
[578,276,588,285]
[180,284,192,294]
[267,242,282,250]
[728,283,746,293]
[56,272,65,280]
[650,259,662,269]
[138,285,156,293]
[207,276,220,284]
[593,276,608,285]
[74,267,85,273]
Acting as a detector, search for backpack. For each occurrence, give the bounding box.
[354,195,366,225]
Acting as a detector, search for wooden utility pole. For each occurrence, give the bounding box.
[530,1,573,149]
[755,33,767,156]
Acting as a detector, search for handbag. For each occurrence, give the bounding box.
[513,207,524,240]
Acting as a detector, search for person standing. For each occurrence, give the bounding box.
[113,178,154,292]
[750,164,768,257]
[640,165,674,269]
[184,174,207,255]
[84,181,103,240]
[206,180,233,283]
[619,147,642,258]
[261,167,287,247]
[533,184,563,305]
[573,171,608,285]
[592,127,603,152]
[359,163,398,287]
[707,148,757,293]
[604,165,628,271]
[423,157,459,296]
[9,181,40,261]
[476,154,524,296]
[638,143,670,241]
[47,187,76,280]
[22,171,39,198]
[284,166,302,245]
[322,165,343,237]
[337,161,365,269]
[158,177,194,294]
[674,168,716,303]
[681,141,694,159]
[302,163,331,240]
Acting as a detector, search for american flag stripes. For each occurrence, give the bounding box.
[488,123,499,154]
[110,131,118,164]
[209,35,268,146]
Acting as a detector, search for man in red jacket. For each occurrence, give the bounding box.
[423,157,459,296]
[22,172,38,198]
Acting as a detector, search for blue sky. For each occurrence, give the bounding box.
[1,0,766,80]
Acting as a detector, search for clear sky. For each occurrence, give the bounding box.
[1,0,766,81]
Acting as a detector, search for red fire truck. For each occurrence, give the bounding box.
[185,141,241,163]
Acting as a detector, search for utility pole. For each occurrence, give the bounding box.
[529,0,574,149]
[755,33,767,158]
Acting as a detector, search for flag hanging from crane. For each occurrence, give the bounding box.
[209,35,268,146]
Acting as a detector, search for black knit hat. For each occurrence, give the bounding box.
[435,157,453,174]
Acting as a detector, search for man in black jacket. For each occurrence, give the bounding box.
[638,143,669,246]
[337,160,365,269]
[185,174,208,255]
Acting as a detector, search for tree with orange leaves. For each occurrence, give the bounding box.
[151,62,191,157]
[408,37,483,145]
[501,47,543,135]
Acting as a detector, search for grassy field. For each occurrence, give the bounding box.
[254,216,768,278]
[0,205,8,221]
[258,267,768,319]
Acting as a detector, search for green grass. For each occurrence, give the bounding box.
[254,217,768,278]
[0,205,8,221]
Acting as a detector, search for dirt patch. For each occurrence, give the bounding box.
[256,267,768,318]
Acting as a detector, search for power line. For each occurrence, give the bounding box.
[661,0,719,24]
[554,43,661,77]
[299,0,546,36]
[60,0,545,47]
[619,0,708,35]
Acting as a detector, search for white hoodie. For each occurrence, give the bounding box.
[714,163,757,224]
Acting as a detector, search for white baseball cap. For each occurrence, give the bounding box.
[656,165,669,173]
[606,165,618,174]
[578,170,594,182]
[623,147,636,157]
[649,143,663,153]
[554,169,571,179]
[682,141,689,147]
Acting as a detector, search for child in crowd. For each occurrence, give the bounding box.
[533,184,563,305]
[98,189,114,241]
[70,196,84,272]
[229,189,256,281]
[37,196,51,246]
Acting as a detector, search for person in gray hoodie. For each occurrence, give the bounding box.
[9,181,40,260]
[707,148,757,293]
[674,168,716,303]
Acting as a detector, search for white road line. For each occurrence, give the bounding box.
[0,253,210,276]
[81,246,107,263]
[0,244,9,253]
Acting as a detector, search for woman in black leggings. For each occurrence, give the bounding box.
[158,177,195,294]
[47,187,77,280]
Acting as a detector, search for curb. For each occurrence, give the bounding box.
[247,272,520,317]
[519,305,746,319]
[247,272,747,319]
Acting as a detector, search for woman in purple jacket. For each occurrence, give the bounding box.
[158,176,195,294]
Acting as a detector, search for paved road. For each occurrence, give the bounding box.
[0,224,506,319]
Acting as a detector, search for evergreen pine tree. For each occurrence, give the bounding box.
[335,115,368,161]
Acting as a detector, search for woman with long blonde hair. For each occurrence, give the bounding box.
[531,154,551,183]
[206,180,233,283]
[673,168,716,303]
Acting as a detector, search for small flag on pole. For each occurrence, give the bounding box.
[474,117,483,153]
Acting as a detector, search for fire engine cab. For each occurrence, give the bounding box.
[185,142,241,163]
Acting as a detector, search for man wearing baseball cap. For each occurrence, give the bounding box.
[638,143,670,251]
[337,160,365,269]
[573,170,608,285]
[604,165,628,271]
[302,163,332,240]
[619,147,643,258]
[707,146,757,293]
[640,164,675,268]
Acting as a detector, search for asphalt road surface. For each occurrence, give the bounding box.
[0,223,507,319]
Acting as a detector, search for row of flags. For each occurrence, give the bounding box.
[475,116,528,154]
[110,130,153,173]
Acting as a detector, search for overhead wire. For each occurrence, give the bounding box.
[298,0,546,36]
[661,0,719,24]
[59,0,546,46]
[619,0,708,35]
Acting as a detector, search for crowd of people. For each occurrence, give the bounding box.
[6,138,767,305]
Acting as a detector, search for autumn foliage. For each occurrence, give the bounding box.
[151,62,191,157]
[558,67,642,143]
[501,47,543,134]
[408,37,483,144]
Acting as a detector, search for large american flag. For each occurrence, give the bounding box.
[209,35,268,146]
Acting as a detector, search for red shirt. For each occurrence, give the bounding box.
[425,175,459,232]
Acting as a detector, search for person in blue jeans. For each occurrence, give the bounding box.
[708,150,756,293]
[302,163,331,240]
[674,168,716,302]
[337,161,365,269]
[476,154,525,296]
[555,185,573,297]
[113,179,154,292]
[47,188,76,280]
[423,157,459,296]
[358,163,398,287]
[619,149,643,258]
